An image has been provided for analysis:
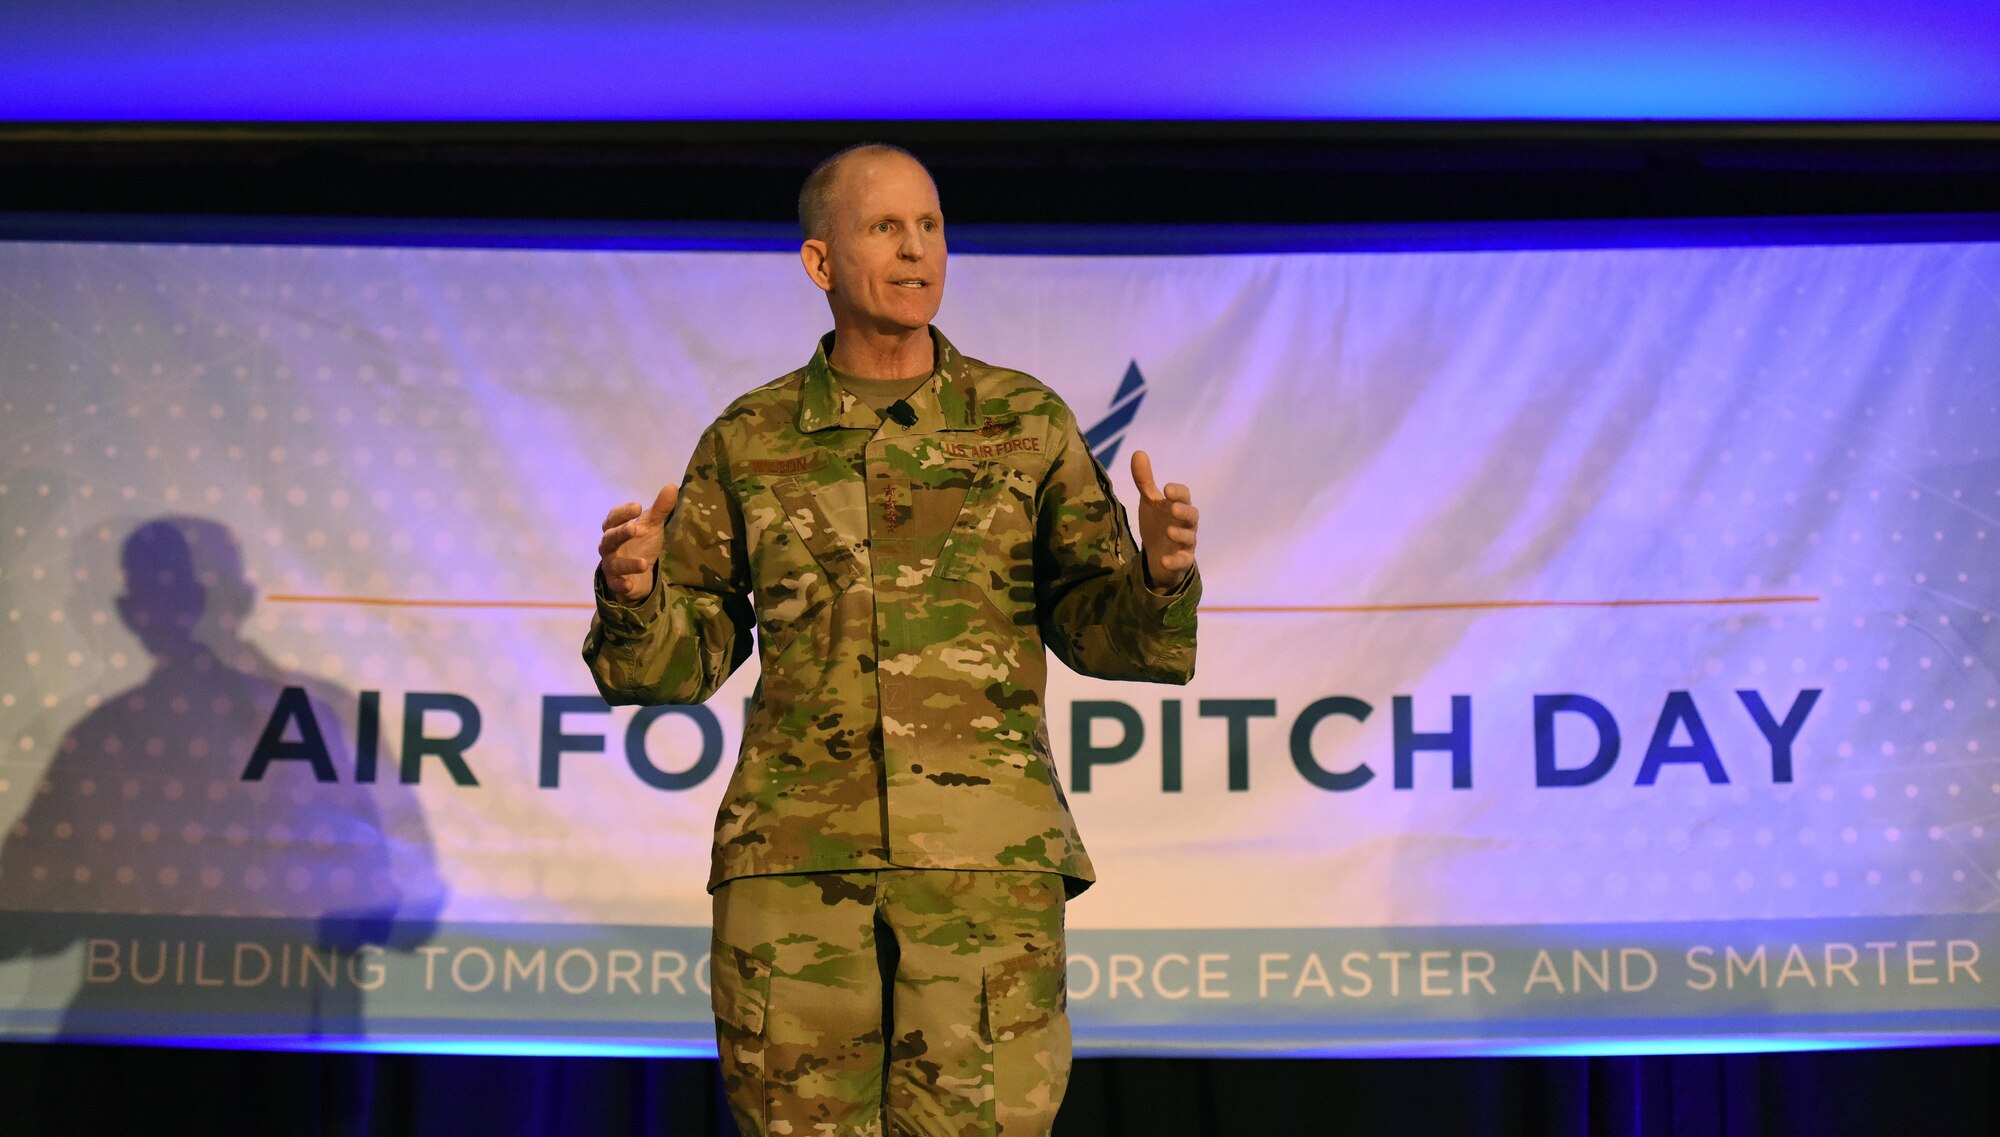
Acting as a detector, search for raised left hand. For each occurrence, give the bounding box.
[1130,449,1198,594]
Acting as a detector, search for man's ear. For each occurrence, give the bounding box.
[799,239,833,293]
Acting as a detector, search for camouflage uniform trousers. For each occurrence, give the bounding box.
[711,868,1071,1137]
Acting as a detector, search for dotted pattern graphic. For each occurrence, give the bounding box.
[0,239,1995,937]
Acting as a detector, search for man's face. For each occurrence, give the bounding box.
[807,151,946,336]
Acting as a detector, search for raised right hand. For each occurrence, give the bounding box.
[597,484,678,602]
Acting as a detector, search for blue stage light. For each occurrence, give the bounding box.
[1,1,1995,120]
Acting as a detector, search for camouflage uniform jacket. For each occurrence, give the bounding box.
[584,328,1200,895]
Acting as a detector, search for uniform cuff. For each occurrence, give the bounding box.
[1139,561,1201,630]
[593,563,667,635]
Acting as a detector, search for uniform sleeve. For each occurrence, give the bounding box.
[582,424,755,705]
[1033,408,1200,684]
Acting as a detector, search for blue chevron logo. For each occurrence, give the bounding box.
[1083,361,1146,466]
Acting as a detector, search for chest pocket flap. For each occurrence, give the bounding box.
[771,476,869,591]
[933,460,1024,582]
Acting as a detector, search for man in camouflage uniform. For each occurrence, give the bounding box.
[584,144,1201,1137]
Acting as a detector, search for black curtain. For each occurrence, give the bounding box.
[7,1044,2000,1137]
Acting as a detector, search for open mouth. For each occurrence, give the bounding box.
[894,280,927,288]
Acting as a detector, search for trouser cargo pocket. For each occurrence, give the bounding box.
[712,942,773,1132]
[982,944,1070,1137]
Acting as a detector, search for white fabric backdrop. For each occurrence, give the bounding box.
[1,235,1996,1052]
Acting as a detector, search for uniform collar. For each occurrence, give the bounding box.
[798,326,981,434]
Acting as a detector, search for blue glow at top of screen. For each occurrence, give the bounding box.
[1,0,1995,120]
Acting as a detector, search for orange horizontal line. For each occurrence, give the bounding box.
[267,593,1821,614]
[1209,595,1820,614]
[267,594,594,611]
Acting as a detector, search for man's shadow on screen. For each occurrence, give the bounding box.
[0,516,446,1040]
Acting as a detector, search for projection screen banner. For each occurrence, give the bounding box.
[1,232,1997,1055]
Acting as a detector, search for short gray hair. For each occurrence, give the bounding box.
[798,142,927,241]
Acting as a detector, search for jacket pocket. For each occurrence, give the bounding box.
[935,461,1030,582]
[771,476,868,591]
